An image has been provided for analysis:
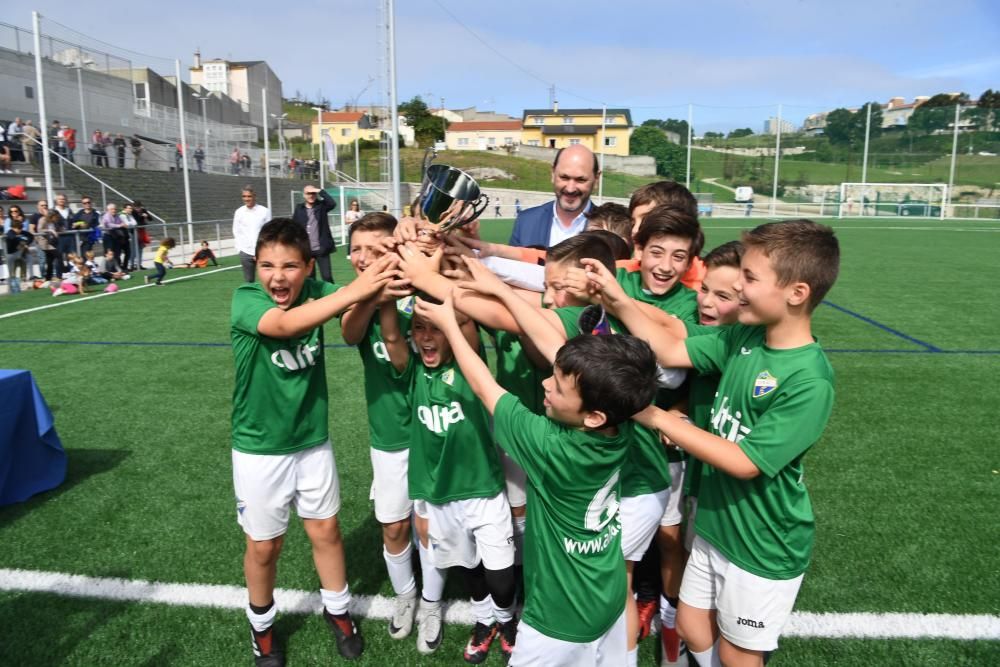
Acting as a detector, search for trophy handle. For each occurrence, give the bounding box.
[440,193,490,232]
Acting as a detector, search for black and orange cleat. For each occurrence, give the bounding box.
[323,609,364,660]
[463,621,498,664]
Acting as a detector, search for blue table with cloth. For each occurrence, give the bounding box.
[0,369,66,505]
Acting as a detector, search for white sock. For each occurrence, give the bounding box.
[418,540,446,603]
[660,594,677,629]
[493,595,515,624]
[512,514,527,566]
[246,601,277,632]
[627,647,638,667]
[383,544,416,597]
[690,640,721,667]
[320,584,351,616]
[472,594,494,625]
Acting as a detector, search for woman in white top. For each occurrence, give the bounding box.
[344,200,364,225]
[119,203,139,271]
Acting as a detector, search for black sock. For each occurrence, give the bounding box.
[666,596,679,609]
[249,599,274,616]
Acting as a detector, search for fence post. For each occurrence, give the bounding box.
[216,222,222,255]
[339,184,347,247]
[59,158,64,188]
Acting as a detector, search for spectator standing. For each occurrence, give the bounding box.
[194,145,205,172]
[232,185,271,282]
[49,120,64,161]
[131,200,152,269]
[292,184,338,283]
[71,196,101,254]
[63,125,77,163]
[230,148,241,175]
[4,217,33,293]
[23,120,41,165]
[6,118,25,163]
[0,123,11,174]
[344,200,363,226]
[119,203,138,271]
[90,130,107,167]
[241,152,252,175]
[100,203,126,267]
[514,197,521,215]
[113,134,127,168]
[53,194,75,263]
[130,135,143,168]
[175,143,184,170]
[495,196,502,218]
[36,211,62,279]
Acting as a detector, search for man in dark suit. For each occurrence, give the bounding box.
[508,144,599,248]
[292,185,338,283]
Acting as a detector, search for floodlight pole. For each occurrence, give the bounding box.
[175,59,193,254]
[770,103,782,216]
[32,12,54,206]
[946,103,960,219]
[861,102,872,185]
[685,103,693,190]
[313,106,325,190]
[387,0,402,215]
[263,88,272,211]
[75,64,88,149]
[598,104,606,203]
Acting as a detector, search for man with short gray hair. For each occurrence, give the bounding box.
[233,186,271,282]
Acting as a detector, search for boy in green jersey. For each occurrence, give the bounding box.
[378,267,519,664]
[230,218,398,665]
[616,206,703,664]
[582,220,839,667]
[412,288,659,667]
[340,212,441,647]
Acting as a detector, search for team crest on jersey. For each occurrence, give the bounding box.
[441,368,455,386]
[236,499,246,515]
[397,296,415,315]
[752,370,778,398]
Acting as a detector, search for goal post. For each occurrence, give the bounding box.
[838,183,948,219]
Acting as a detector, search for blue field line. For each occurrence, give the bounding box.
[1,338,999,355]
[821,300,942,351]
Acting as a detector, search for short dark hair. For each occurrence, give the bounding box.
[581,229,631,261]
[552,147,600,177]
[634,205,704,258]
[703,240,744,270]
[741,220,840,312]
[348,211,397,245]
[585,202,633,243]
[629,181,698,219]
[255,217,311,262]
[554,334,657,427]
[548,233,615,274]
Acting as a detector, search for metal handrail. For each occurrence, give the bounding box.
[19,134,168,225]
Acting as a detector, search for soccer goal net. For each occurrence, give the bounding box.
[838,183,947,219]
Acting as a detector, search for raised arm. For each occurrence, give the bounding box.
[414,294,507,415]
[633,406,759,479]
[257,254,397,339]
[378,295,410,373]
[341,275,413,345]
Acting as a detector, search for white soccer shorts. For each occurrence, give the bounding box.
[658,461,686,526]
[620,488,671,562]
[232,440,341,541]
[425,492,515,570]
[509,612,626,667]
[680,535,804,651]
[369,447,413,523]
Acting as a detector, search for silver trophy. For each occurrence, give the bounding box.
[417,152,489,232]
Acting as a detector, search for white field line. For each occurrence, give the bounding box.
[1,568,998,641]
[0,265,239,321]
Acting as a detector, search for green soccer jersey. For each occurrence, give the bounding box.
[682,321,725,498]
[617,267,699,462]
[554,306,671,497]
[230,279,339,455]
[685,323,835,579]
[400,353,505,504]
[489,327,545,415]
[356,297,414,451]
[493,392,629,643]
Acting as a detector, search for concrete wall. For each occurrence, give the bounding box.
[0,47,135,140]
[515,144,656,176]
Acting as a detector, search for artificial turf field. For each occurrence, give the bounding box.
[1,216,998,666]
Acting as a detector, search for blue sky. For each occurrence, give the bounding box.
[22,0,1000,132]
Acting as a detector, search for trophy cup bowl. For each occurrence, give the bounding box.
[418,164,490,232]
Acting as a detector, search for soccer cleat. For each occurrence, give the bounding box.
[387,593,417,639]
[636,598,658,642]
[416,601,443,655]
[660,624,682,665]
[498,616,518,662]
[249,625,285,667]
[323,609,364,660]
[463,621,498,664]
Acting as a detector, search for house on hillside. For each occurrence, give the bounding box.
[311,111,415,147]
[881,96,930,130]
[519,104,633,155]
[445,121,523,150]
[188,51,282,132]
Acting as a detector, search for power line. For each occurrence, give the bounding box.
[38,14,175,65]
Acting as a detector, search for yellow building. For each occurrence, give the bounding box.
[445,121,523,150]
[519,105,633,156]
[310,111,381,145]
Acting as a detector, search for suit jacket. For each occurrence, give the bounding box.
[292,190,338,256]
[508,201,555,248]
